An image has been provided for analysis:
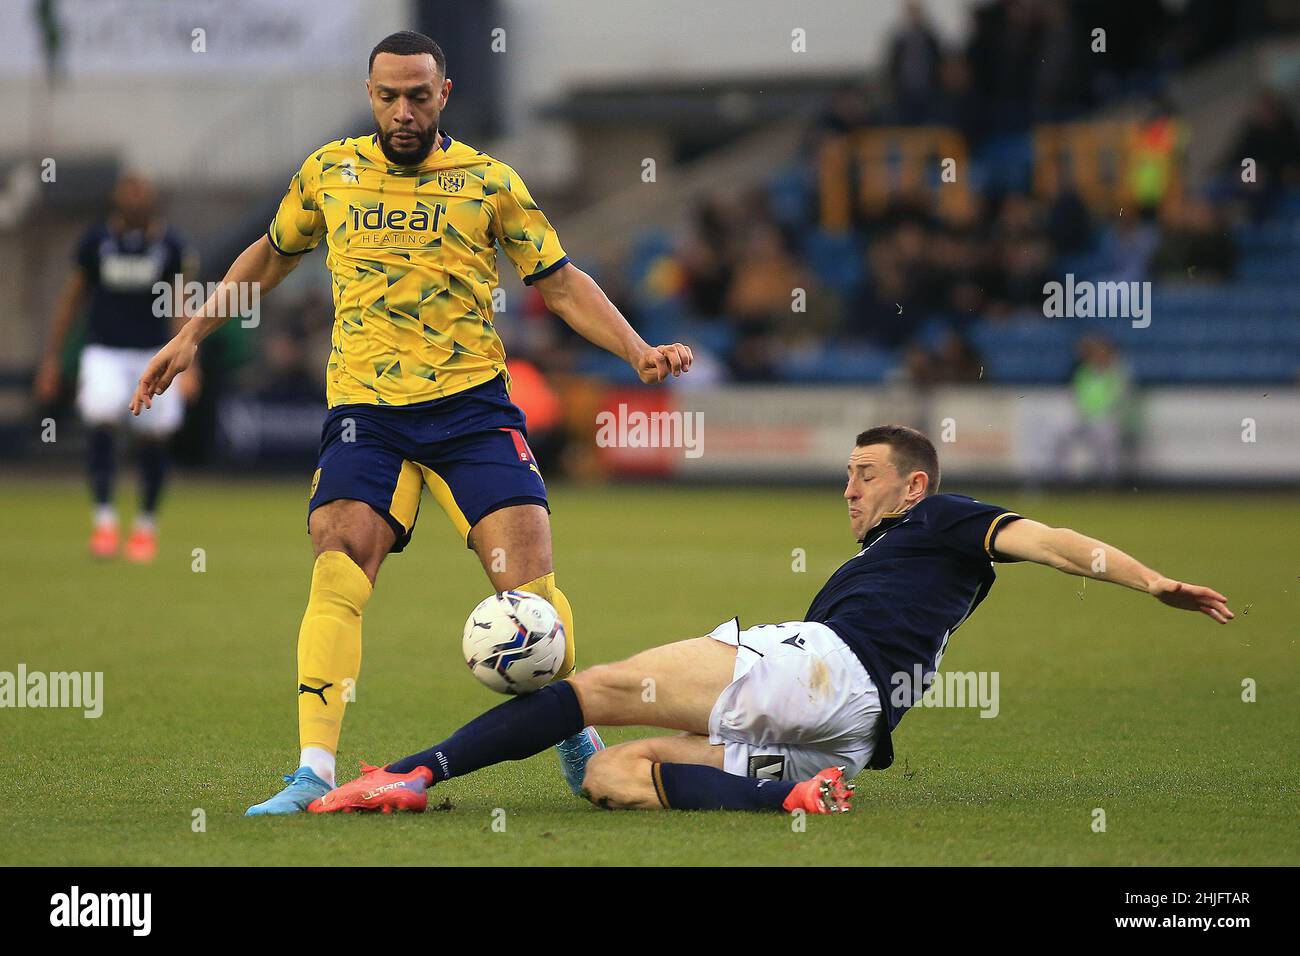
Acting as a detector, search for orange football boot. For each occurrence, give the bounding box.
[89,524,119,559]
[308,763,433,814]
[782,766,854,814]
[124,527,158,563]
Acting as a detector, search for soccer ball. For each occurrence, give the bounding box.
[462,591,567,695]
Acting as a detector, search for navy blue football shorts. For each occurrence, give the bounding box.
[307,374,549,553]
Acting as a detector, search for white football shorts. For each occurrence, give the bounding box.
[706,617,883,782]
[77,344,183,437]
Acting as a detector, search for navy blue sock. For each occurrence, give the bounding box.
[88,428,115,506]
[388,680,584,780]
[137,440,168,515]
[655,763,797,811]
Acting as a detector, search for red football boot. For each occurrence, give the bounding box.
[124,527,158,563]
[307,763,433,814]
[782,766,854,814]
[89,524,119,559]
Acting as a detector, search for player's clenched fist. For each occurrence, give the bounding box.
[635,343,693,384]
[130,332,197,415]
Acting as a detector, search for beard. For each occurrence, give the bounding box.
[376,123,440,166]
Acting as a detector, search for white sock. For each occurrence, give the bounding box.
[94,505,118,528]
[134,513,157,533]
[300,746,336,787]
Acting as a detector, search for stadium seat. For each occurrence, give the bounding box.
[801,230,865,295]
[779,344,898,384]
[767,166,815,229]
[970,133,1034,193]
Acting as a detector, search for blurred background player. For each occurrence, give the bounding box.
[33,172,196,562]
[1047,335,1135,486]
[130,31,692,814]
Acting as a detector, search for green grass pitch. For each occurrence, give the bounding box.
[1,477,1295,866]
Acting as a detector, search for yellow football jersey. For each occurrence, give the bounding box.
[267,131,569,407]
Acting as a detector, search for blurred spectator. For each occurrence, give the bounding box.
[1044,178,1094,255]
[505,358,565,472]
[1150,197,1236,281]
[1166,0,1288,68]
[989,194,1055,311]
[1128,97,1184,218]
[248,289,332,402]
[1220,89,1300,219]
[253,329,323,403]
[930,53,982,142]
[896,342,938,386]
[724,224,804,325]
[891,330,983,387]
[966,0,1043,136]
[931,330,983,382]
[679,196,740,317]
[1033,2,1090,122]
[725,222,839,378]
[1086,0,1171,102]
[1048,336,1134,485]
[888,0,942,123]
[814,82,871,140]
[1094,213,1159,285]
[850,241,913,348]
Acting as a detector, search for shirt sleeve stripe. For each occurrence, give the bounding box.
[983,512,1021,560]
[265,227,313,257]
[522,255,570,285]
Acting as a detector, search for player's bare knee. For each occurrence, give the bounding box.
[313,535,381,578]
[309,502,391,581]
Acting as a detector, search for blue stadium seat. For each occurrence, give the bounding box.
[801,230,864,294]
[574,350,642,383]
[1233,221,1300,250]
[1058,252,1107,280]
[981,347,1075,383]
[779,345,898,384]
[970,133,1034,193]
[626,231,677,288]
[632,301,687,345]
[1237,255,1298,282]
[767,166,814,229]
[676,321,736,356]
[1128,347,1297,384]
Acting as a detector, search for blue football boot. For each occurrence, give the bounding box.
[555,725,605,796]
[245,767,332,816]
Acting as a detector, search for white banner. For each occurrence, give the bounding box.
[664,386,1299,483]
[1,0,398,76]
[1139,390,1300,479]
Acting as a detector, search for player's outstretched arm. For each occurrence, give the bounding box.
[129,236,301,414]
[34,270,89,403]
[531,262,692,384]
[993,518,1234,624]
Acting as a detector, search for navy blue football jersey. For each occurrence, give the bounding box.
[804,494,1022,765]
[75,221,193,349]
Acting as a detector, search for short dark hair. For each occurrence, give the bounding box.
[369,31,446,78]
[855,425,940,495]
